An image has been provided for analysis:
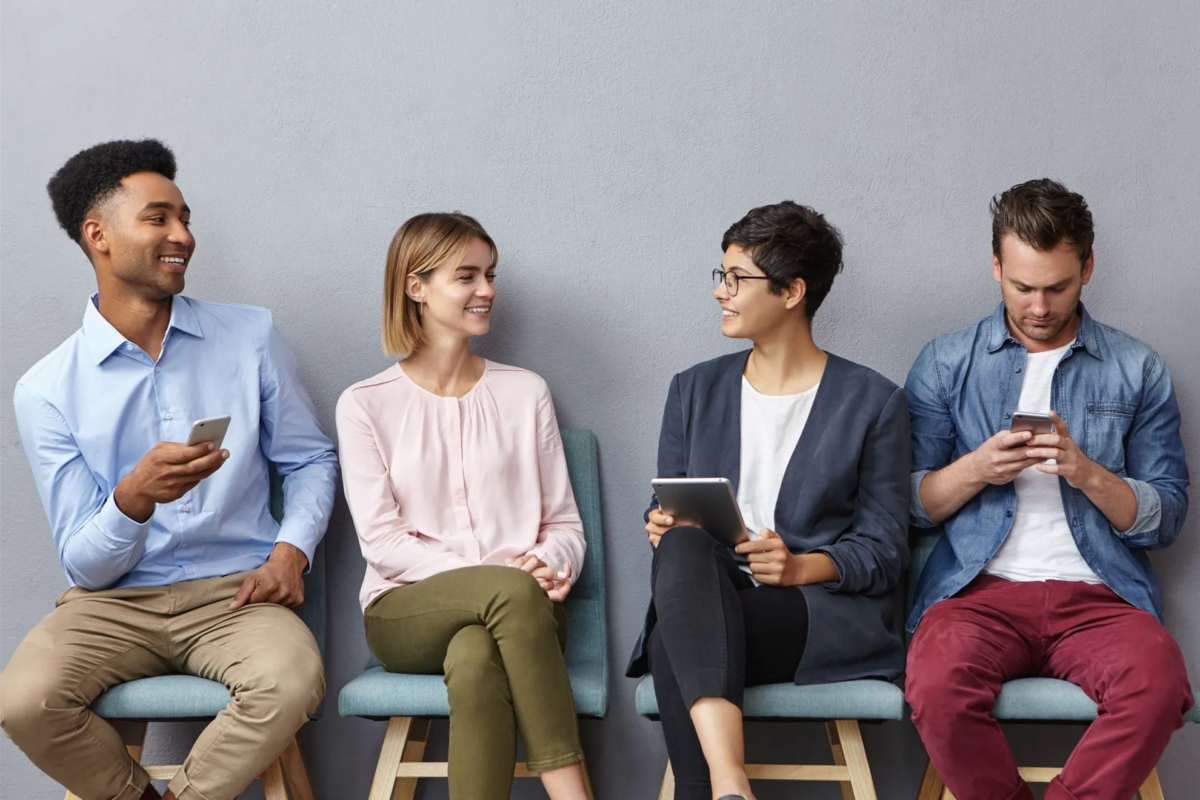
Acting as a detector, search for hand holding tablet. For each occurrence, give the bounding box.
[651,477,749,547]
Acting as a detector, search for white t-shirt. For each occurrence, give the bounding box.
[984,342,1103,584]
[737,377,819,540]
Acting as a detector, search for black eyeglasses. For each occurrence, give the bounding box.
[713,268,772,297]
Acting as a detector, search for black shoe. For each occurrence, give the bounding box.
[717,796,747,800]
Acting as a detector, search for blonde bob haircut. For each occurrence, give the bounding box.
[381,212,497,357]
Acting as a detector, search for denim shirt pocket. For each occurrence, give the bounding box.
[1083,401,1137,473]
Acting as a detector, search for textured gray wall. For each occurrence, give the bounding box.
[3,1,1198,797]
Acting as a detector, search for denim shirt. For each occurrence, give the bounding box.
[905,302,1189,631]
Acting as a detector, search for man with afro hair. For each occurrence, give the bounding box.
[0,139,338,800]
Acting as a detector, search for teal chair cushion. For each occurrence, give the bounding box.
[92,675,232,720]
[338,429,609,722]
[992,677,1200,723]
[634,676,905,722]
[88,464,327,722]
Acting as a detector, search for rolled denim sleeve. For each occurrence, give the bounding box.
[1111,354,1189,550]
[904,341,958,528]
[259,317,339,567]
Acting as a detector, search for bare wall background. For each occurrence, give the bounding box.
[3,1,1198,797]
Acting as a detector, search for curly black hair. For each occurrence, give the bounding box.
[721,201,845,319]
[46,139,177,246]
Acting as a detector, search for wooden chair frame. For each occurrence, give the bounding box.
[917,756,1165,799]
[366,715,595,800]
[656,719,880,800]
[63,720,314,800]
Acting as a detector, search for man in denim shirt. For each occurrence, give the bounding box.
[904,179,1192,800]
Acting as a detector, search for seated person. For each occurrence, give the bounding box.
[904,178,1193,800]
[0,140,338,800]
[626,201,911,800]
[336,212,590,800]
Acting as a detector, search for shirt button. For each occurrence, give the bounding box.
[126,343,134,350]
[187,567,196,575]
[164,413,172,420]
[1006,510,1013,517]
[155,366,162,373]
[1004,412,1011,419]
[1015,367,1022,373]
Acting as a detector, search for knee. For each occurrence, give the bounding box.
[0,657,74,747]
[653,526,719,573]
[237,642,325,722]
[1106,636,1193,719]
[905,634,990,718]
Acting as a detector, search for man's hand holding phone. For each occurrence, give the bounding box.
[1022,411,1098,490]
[114,441,229,523]
[966,428,1041,486]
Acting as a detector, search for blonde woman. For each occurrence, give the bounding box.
[337,213,589,799]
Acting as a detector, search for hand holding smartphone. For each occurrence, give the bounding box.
[186,415,232,450]
[1010,411,1054,437]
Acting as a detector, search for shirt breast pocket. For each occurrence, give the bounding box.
[1083,401,1137,473]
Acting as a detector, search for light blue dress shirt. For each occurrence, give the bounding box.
[13,294,339,590]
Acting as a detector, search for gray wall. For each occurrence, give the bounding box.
[3,1,1198,797]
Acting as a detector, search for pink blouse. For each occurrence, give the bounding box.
[336,361,587,610]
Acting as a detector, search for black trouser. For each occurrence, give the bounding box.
[648,526,809,800]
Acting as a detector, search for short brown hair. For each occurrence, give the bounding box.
[381,213,497,357]
[991,178,1094,265]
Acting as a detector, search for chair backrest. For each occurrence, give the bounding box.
[559,429,608,713]
[269,464,326,657]
[906,527,943,617]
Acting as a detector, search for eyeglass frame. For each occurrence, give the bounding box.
[712,267,774,297]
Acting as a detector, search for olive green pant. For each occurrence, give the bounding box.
[364,565,583,799]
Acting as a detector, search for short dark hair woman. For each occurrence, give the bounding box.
[626,201,911,800]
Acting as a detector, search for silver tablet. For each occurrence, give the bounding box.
[651,477,748,547]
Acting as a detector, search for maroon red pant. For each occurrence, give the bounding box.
[906,575,1193,800]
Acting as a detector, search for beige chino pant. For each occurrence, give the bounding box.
[0,571,324,800]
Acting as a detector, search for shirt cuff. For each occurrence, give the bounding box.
[910,469,937,528]
[1113,478,1162,540]
[274,520,319,572]
[98,491,152,542]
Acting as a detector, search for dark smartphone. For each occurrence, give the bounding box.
[1010,411,1054,436]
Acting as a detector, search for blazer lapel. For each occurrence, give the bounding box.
[712,350,751,493]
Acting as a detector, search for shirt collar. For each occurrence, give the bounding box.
[82,293,204,365]
[984,300,1102,359]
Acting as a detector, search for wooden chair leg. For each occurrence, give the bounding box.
[392,717,430,800]
[280,735,315,800]
[917,759,946,800]
[825,721,856,800]
[260,759,289,800]
[834,719,878,800]
[367,716,415,800]
[658,759,676,800]
[1137,768,1165,800]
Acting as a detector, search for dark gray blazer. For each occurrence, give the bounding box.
[626,350,912,685]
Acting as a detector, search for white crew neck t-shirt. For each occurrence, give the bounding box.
[984,342,1103,584]
[737,377,820,540]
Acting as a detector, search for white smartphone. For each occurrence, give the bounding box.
[186,415,232,450]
